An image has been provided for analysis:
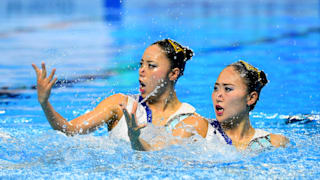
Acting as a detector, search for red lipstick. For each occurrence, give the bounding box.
[216,105,224,116]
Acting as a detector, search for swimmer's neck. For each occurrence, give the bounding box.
[224,115,255,143]
[147,89,181,112]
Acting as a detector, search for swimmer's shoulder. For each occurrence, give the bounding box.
[270,133,289,147]
[182,113,208,126]
[96,93,128,109]
[179,113,209,138]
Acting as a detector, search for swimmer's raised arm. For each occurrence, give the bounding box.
[32,62,57,105]
[32,62,126,135]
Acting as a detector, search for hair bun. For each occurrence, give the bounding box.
[183,47,194,61]
[259,70,268,87]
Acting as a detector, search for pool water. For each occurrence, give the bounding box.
[1,0,320,179]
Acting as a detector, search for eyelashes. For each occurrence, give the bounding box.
[139,62,157,69]
[213,86,233,92]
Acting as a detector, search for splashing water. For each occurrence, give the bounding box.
[139,79,166,104]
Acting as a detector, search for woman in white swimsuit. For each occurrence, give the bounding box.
[211,60,289,151]
[32,39,208,150]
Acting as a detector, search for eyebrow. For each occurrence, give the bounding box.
[140,59,155,63]
[215,82,235,86]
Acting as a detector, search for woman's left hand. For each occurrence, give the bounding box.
[121,101,147,150]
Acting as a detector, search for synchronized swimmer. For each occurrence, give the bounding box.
[32,39,288,152]
[32,39,212,151]
[211,61,289,150]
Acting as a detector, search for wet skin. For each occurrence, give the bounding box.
[212,66,251,125]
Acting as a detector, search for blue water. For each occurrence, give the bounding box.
[1,0,320,179]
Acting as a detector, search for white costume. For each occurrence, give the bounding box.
[247,129,272,151]
[206,119,233,145]
[108,94,196,142]
[109,94,233,145]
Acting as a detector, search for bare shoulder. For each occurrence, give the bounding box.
[183,113,208,124]
[176,113,209,138]
[270,133,289,147]
[97,93,128,107]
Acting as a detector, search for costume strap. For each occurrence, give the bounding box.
[138,96,152,123]
[210,120,232,145]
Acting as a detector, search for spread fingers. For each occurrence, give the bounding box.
[41,62,47,79]
[31,63,41,78]
[48,68,56,82]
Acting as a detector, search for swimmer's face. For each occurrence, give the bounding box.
[212,66,249,124]
[139,44,171,98]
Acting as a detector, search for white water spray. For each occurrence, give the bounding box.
[139,79,167,104]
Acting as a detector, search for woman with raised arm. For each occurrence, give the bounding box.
[211,60,289,151]
[32,39,209,150]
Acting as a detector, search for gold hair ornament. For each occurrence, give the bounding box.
[239,60,261,80]
[167,39,187,60]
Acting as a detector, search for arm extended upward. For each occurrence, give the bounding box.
[32,62,126,135]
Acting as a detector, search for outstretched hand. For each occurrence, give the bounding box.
[121,101,147,150]
[32,62,57,105]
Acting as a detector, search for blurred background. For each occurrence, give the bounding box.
[0,0,319,117]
